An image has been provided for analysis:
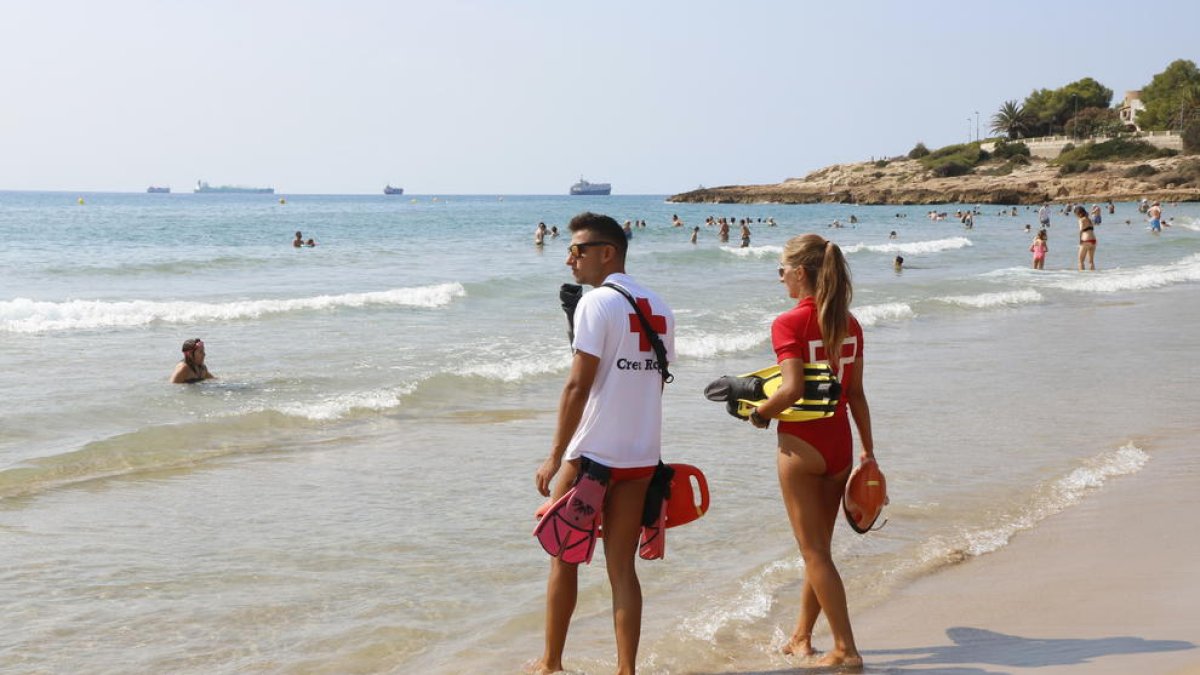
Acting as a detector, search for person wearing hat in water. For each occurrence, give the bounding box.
[170,338,215,383]
[1148,201,1163,233]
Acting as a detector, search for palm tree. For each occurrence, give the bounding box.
[991,100,1032,139]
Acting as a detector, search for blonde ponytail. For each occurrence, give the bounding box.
[782,235,853,365]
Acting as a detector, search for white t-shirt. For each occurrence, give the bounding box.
[564,272,676,468]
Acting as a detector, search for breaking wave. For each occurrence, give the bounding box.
[854,302,915,326]
[934,289,1044,309]
[0,283,467,333]
[1045,253,1200,293]
[843,237,973,255]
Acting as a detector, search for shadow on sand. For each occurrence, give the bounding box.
[702,626,1195,674]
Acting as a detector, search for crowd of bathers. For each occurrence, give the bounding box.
[533,198,1178,273]
[535,214,780,248]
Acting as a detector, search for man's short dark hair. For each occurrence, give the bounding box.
[568,212,627,261]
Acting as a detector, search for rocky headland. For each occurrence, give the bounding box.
[668,155,1200,205]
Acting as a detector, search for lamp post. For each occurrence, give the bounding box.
[975,110,980,142]
[967,117,972,143]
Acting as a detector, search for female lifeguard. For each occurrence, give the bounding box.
[748,234,875,669]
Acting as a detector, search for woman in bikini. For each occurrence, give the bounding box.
[170,338,215,383]
[749,234,874,670]
[1076,205,1097,271]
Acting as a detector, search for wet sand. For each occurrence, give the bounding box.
[844,430,1200,674]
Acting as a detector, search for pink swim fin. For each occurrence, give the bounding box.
[533,469,608,565]
[638,500,667,560]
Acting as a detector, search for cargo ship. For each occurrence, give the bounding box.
[570,177,611,196]
[146,186,170,193]
[194,180,274,194]
[384,185,404,195]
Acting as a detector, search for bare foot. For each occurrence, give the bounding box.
[781,632,817,657]
[521,658,563,674]
[810,650,863,672]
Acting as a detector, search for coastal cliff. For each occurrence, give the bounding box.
[669,155,1200,205]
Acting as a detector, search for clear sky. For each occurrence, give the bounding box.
[2,0,1197,194]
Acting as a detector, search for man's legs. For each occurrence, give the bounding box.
[603,476,651,675]
[535,461,581,674]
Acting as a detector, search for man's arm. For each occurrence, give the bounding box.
[535,350,600,496]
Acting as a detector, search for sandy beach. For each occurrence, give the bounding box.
[707,430,1199,675]
[780,430,1200,675]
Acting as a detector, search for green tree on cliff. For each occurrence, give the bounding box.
[1022,77,1114,136]
[1137,59,1200,131]
[1065,107,1124,138]
[990,100,1033,139]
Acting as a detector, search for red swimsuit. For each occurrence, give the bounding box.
[770,297,863,476]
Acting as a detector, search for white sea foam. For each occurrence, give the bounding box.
[919,443,1149,565]
[676,330,768,359]
[1171,216,1200,232]
[934,289,1044,309]
[459,353,572,382]
[843,237,973,255]
[680,558,798,642]
[722,244,782,258]
[0,283,467,333]
[854,302,915,327]
[1045,253,1200,293]
[275,384,419,421]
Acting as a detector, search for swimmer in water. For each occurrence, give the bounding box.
[170,338,215,384]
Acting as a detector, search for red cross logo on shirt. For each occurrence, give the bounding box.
[627,298,667,352]
[809,337,859,375]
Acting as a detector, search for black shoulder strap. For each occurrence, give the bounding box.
[602,282,673,384]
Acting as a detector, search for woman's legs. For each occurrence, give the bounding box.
[603,476,652,675]
[1086,242,1096,270]
[777,436,860,668]
[1078,243,1086,270]
[784,473,844,656]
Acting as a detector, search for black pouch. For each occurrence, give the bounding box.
[560,283,584,344]
[641,462,676,527]
[576,456,612,486]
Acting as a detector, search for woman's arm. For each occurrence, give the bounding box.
[846,356,874,460]
[752,357,807,424]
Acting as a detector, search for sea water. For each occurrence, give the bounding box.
[2,192,1198,673]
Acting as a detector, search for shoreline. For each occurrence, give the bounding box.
[704,431,1200,674]
[827,432,1198,674]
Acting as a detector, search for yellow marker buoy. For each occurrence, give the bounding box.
[279,197,286,204]
[77,197,85,205]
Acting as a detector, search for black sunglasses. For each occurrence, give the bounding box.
[568,242,613,258]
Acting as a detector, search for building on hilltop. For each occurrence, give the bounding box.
[1118,90,1146,132]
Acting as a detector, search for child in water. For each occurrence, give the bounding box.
[1030,229,1048,270]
